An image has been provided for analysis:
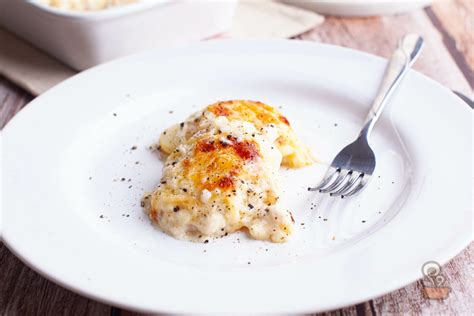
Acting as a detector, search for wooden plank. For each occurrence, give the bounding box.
[298,9,472,95]
[371,243,474,315]
[1,5,473,314]
[0,75,32,129]
[429,0,474,87]
[313,304,369,316]
[0,76,111,315]
[0,245,111,315]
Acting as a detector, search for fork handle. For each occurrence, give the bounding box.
[360,34,424,139]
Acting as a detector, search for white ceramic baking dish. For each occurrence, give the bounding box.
[282,0,432,17]
[0,0,237,70]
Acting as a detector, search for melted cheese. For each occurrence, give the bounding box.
[159,100,314,168]
[147,117,294,242]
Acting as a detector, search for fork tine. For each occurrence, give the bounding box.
[326,169,352,194]
[343,175,370,196]
[331,172,361,196]
[320,169,349,193]
[310,168,339,191]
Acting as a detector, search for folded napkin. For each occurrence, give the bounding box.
[0,1,323,96]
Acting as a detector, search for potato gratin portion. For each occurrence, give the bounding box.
[160,100,313,168]
[146,100,313,243]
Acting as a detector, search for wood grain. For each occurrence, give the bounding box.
[1,2,473,315]
[298,9,472,94]
[0,245,111,315]
[0,75,32,129]
[430,0,474,87]
[371,243,474,315]
[0,77,111,316]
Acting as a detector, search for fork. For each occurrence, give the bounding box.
[310,34,424,197]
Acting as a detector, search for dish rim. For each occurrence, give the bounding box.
[26,0,176,21]
[1,39,472,314]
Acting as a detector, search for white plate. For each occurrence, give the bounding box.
[2,40,471,314]
[284,0,432,17]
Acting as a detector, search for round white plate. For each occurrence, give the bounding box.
[283,0,432,17]
[2,40,471,314]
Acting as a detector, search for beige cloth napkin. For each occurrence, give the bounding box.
[0,1,323,96]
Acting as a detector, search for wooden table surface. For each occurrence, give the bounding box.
[1,1,473,315]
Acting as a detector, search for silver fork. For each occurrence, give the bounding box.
[310,34,424,197]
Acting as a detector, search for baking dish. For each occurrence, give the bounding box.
[0,0,237,70]
[283,0,432,17]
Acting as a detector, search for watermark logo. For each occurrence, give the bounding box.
[421,261,450,300]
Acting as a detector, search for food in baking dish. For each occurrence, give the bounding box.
[40,0,137,11]
[145,100,313,243]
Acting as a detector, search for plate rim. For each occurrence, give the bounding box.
[1,39,472,314]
